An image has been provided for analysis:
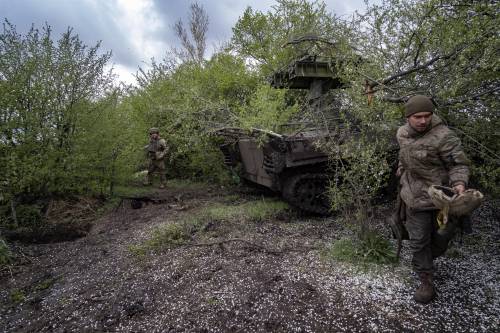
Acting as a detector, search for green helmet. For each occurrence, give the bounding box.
[149,127,159,134]
[404,95,435,117]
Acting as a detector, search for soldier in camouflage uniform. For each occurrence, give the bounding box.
[396,95,469,304]
[144,127,168,188]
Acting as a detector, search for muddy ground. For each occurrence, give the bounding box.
[0,183,499,333]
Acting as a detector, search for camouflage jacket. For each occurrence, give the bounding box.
[146,138,168,161]
[397,115,469,209]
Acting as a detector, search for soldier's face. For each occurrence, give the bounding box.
[407,112,433,132]
[150,133,159,140]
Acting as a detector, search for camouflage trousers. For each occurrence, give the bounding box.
[405,207,450,274]
[146,159,166,185]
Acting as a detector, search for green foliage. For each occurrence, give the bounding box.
[319,103,398,236]
[73,91,143,196]
[112,183,156,198]
[127,52,261,183]
[0,202,44,229]
[237,84,300,131]
[221,194,241,203]
[148,222,194,249]
[0,20,117,209]
[164,179,211,191]
[326,135,393,212]
[231,0,350,74]
[327,231,397,265]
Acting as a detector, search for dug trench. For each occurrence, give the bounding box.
[0,183,498,332]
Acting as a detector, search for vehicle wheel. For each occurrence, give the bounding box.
[282,172,330,215]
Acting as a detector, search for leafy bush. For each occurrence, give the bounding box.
[148,222,194,248]
[327,230,397,265]
[0,21,132,214]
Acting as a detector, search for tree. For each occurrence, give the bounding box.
[351,0,499,194]
[173,2,209,64]
[315,0,499,247]
[228,1,497,259]
[0,20,115,226]
[129,50,265,182]
[231,0,352,75]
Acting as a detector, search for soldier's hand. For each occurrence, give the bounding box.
[453,184,465,194]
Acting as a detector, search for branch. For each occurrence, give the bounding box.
[371,45,466,89]
[369,25,497,90]
[189,2,209,62]
[174,19,196,61]
[449,126,500,162]
[380,95,408,103]
[442,86,500,106]
[399,6,435,69]
[413,40,424,67]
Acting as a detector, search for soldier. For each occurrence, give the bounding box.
[396,95,469,304]
[144,127,168,189]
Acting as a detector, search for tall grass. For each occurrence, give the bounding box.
[326,230,397,265]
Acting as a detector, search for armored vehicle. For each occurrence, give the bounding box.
[215,126,332,214]
[215,39,350,214]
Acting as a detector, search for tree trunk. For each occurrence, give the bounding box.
[10,198,18,227]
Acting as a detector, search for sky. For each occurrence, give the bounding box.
[0,0,372,85]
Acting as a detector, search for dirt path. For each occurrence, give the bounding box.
[1,184,499,332]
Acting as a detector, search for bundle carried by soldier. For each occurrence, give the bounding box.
[427,185,484,234]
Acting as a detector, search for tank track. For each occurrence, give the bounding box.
[282,172,330,215]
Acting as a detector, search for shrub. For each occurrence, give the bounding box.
[327,230,397,265]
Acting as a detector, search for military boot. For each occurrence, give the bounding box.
[414,272,436,304]
[159,175,167,189]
